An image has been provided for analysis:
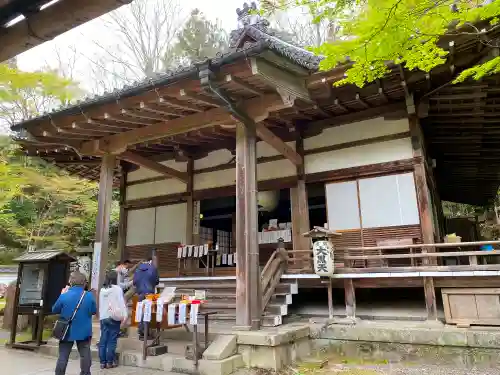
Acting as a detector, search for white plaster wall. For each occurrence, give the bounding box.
[305,138,413,175]
[257,140,295,158]
[195,149,233,170]
[127,160,187,182]
[194,168,235,190]
[304,117,409,150]
[193,141,296,171]
[155,203,187,244]
[257,158,296,180]
[126,179,186,201]
[126,208,155,246]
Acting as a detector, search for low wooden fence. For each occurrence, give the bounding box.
[287,240,500,274]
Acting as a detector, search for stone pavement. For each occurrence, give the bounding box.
[0,347,165,375]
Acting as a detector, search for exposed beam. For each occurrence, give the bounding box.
[250,57,311,102]
[80,94,285,155]
[0,0,131,62]
[255,123,303,166]
[179,89,221,107]
[225,74,266,96]
[119,150,188,183]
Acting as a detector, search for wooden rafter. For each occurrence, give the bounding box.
[119,150,188,183]
[79,93,286,155]
[225,74,266,96]
[179,89,221,107]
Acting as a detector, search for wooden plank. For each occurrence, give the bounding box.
[92,154,115,291]
[251,57,311,102]
[0,0,129,62]
[345,251,500,264]
[423,276,438,320]
[344,249,500,260]
[338,264,500,273]
[255,122,302,165]
[119,151,188,183]
[344,279,356,319]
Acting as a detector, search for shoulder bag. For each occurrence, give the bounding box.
[52,291,86,341]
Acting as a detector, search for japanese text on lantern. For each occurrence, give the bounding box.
[313,240,334,277]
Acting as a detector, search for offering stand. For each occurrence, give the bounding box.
[131,293,216,366]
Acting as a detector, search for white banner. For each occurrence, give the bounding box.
[90,242,102,290]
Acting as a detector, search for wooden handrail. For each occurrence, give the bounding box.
[345,249,500,261]
[260,241,289,312]
[341,240,500,252]
[261,250,278,280]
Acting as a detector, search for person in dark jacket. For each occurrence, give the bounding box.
[53,271,97,375]
[133,258,159,340]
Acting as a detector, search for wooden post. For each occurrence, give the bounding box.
[290,131,310,270]
[9,264,23,345]
[91,154,116,292]
[344,279,356,319]
[423,276,438,320]
[409,114,439,321]
[186,158,194,245]
[117,166,127,261]
[327,279,334,319]
[235,121,261,330]
[409,115,434,246]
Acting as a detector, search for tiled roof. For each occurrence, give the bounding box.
[12,14,322,131]
[13,250,75,262]
[229,19,322,71]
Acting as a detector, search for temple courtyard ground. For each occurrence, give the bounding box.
[1,347,500,375]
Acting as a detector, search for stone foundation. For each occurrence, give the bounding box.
[313,320,500,369]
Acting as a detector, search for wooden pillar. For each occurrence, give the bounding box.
[423,276,438,320]
[344,279,356,319]
[410,115,434,245]
[235,121,261,330]
[185,158,194,245]
[91,154,115,292]
[117,166,127,262]
[409,114,438,320]
[291,131,310,270]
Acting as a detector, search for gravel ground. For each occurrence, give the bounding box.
[326,364,500,375]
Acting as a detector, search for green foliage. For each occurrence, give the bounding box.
[0,62,81,126]
[164,9,228,67]
[264,0,500,87]
[0,137,100,251]
[0,66,118,256]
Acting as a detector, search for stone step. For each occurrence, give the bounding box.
[270,293,293,305]
[40,338,242,375]
[196,313,282,327]
[160,281,298,295]
[121,350,244,375]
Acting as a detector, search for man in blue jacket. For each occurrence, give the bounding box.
[133,258,159,340]
[53,271,97,375]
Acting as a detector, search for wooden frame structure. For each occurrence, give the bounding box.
[11,7,500,329]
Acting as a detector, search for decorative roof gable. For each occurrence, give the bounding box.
[229,2,322,71]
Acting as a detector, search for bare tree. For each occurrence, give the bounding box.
[95,0,186,79]
[269,7,340,48]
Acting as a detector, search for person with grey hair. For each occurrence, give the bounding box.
[52,271,97,375]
